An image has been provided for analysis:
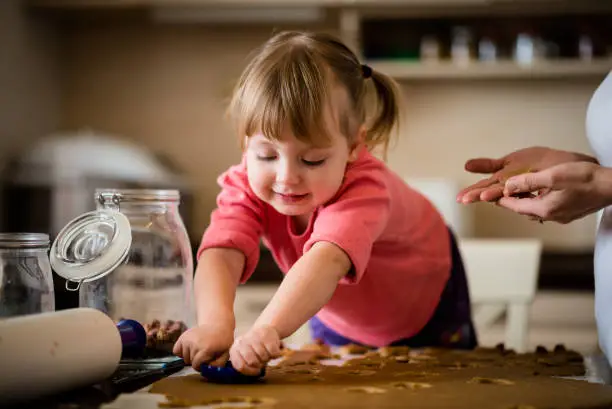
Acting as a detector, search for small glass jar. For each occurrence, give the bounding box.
[451,26,474,66]
[50,189,195,338]
[0,233,55,318]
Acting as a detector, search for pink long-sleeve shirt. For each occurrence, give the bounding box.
[198,149,452,346]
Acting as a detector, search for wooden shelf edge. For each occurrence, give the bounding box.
[368,59,612,80]
[26,0,346,9]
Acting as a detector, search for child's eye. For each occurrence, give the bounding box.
[256,155,276,162]
[302,158,326,167]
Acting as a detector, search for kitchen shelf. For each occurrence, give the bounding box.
[367,58,612,80]
[26,0,347,8]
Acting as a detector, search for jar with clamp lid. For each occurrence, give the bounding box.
[50,189,195,350]
[0,233,55,318]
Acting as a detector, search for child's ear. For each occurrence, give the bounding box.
[348,125,367,162]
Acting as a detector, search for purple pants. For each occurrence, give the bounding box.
[309,228,478,349]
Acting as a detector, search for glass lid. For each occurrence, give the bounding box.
[50,209,132,291]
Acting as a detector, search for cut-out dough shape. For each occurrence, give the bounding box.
[344,386,388,394]
[469,377,515,385]
[391,382,433,390]
[377,346,411,357]
[158,396,277,408]
[347,369,377,376]
[339,344,372,355]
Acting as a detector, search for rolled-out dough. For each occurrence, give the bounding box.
[150,344,612,408]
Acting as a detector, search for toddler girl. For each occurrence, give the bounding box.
[174,31,477,375]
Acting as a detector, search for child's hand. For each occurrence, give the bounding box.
[173,322,234,370]
[229,325,283,375]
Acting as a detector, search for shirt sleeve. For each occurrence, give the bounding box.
[303,166,391,285]
[197,163,266,283]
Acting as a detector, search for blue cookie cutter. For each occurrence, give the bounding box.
[199,361,266,384]
[116,319,147,358]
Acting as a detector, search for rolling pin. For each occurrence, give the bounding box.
[0,308,146,404]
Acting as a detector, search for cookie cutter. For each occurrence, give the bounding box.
[116,319,147,358]
[199,361,266,384]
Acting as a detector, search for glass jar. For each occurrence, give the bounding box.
[0,233,55,318]
[50,189,195,333]
[451,26,474,66]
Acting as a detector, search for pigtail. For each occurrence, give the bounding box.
[227,31,403,158]
[365,67,401,158]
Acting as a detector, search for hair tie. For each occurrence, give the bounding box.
[361,64,372,79]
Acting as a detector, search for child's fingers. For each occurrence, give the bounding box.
[230,348,262,375]
[250,342,271,363]
[172,337,183,356]
[209,351,230,367]
[191,350,211,370]
[263,338,282,359]
[190,344,202,366]
[179,342,191,364]
[192,349,227,370]
[191,347,227,370]
[240,343,262,368]
[242,364,264,376]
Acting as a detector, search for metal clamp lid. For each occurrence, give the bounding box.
[50,209,132,291]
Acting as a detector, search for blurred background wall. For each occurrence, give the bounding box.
[2,1,606,252]
[2,0,611,353]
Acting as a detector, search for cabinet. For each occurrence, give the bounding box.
[27,0,345,8]
[342,5,612,81]
[367,59,611,80]
[28,0,606,7]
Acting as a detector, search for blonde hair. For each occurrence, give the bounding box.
[228,31,401,156]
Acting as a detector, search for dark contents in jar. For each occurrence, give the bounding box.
[144,319,187,354]
[118,318,187,358]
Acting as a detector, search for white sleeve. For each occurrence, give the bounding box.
[594,208,612,368]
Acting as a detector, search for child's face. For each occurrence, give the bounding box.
[245,123,361,218]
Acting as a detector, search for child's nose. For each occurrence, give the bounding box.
[276,161,300,185]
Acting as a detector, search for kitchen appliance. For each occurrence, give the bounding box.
[0,130,195,243]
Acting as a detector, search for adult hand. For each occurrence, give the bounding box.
[456,147,597,204]
[173,321,234,370]
[497,161,612,224]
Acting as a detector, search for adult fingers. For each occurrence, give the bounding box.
[497,196,548,219]
[457,178,499,203]
[478,185,505,202]
[464,158,504,174]
[504,171,554,197]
